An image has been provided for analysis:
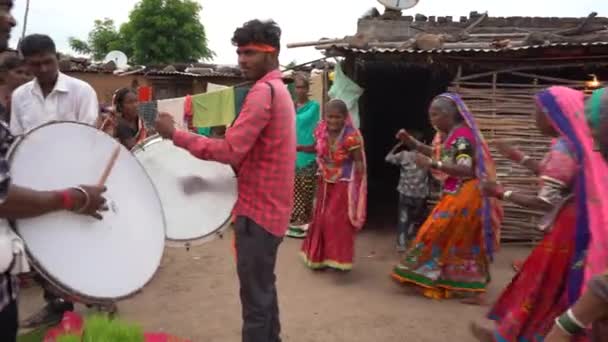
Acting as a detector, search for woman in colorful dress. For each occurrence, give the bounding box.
[390,93,502,303]
[542,88,608,342]
[299,99,367,271]
[287,74,321,238]
[97,87,148,150]
[471,86,608,341]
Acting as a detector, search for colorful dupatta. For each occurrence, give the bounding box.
[435,93,503,259]
[314,115,367,229]
[537,86,608,304]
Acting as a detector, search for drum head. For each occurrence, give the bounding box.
[133,136,237,246]
[10,122,165,303]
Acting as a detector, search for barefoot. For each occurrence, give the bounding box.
[470,322,494,342]
[460,293,488,306]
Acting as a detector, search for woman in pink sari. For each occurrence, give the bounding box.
[298,99,367,271]
[472,86,608,341]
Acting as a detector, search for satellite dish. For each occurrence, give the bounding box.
[377,0,420,10]
[103,50,129,69]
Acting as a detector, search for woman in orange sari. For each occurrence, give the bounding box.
[390,93,502,303]
[98,87,148,149]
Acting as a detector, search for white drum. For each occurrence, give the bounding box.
[132,135,237,248]
[9,122,166,304]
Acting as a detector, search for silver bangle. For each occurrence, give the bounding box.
[554,317,573,336]
[503,190,514,201]
[71,187,90,213]
[431,160,443,170]
[566,309,586,330]
[520,155,532,165]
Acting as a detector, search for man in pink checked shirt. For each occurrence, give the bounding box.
[155,19,295,342]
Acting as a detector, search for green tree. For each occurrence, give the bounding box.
[70,0,213,65]
[121,0,214,65]
[69,18,130,61]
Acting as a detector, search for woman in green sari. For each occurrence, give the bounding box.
[287,74,321,238]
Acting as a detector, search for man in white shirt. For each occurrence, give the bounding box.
[12,34,101,329]
[10,34,98,135]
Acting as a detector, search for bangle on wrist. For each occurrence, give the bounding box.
[554,317,572,336]
[431,160,443,170]
[566,308,586,330]
[502,190,513,201]
[519,155,532,165]
[555,309,586,335]
[71,187,90,213]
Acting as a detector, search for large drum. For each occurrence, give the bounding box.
[132,135,237,248]
[9,121,166,304]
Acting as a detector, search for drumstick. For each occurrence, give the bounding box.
[98,145,121,186]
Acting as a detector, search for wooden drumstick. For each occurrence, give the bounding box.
[98,145,121,186]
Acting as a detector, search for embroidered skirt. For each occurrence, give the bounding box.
[391,179,490,298]
[488,201,581,341]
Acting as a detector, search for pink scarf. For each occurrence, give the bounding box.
[538,86,608,301]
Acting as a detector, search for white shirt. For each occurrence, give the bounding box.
[10,72,99,135]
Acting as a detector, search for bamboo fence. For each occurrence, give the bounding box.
[444,70,588,244]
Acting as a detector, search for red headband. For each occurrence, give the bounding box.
[237,43,277,53]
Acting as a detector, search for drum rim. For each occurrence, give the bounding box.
[132,134,237,246]
[9,120,167,304]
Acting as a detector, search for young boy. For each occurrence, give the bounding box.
[386,131,429,252]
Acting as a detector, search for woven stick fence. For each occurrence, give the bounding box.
[438,70,589,244]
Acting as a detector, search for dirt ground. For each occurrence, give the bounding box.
[19,228,528,342]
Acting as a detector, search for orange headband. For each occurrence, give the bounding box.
[237,43,277,53]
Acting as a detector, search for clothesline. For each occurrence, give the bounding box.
[138,82,297,131]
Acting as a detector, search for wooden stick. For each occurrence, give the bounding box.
[98,145,121,187]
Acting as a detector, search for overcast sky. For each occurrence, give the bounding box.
[8,0,608,65]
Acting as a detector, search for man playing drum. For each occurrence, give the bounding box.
[8,34,104,328]
[0,3,106,341]
[156,19,295,342]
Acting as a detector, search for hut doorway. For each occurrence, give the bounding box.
[355,61,452,229]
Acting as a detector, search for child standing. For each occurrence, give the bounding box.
[386,133,429,252]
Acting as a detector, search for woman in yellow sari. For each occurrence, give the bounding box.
[390,93,502,303]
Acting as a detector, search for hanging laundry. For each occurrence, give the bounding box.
[138,101,158,129]
[192,87,236,128]
[184,95,193,131]
[197,127,211,137]
[207,83,228,93]
[138,86,153,102]
[234,85,251,116]
[328,63,364,128]
[157,97,186,128]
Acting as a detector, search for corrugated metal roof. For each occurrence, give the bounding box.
[327,41,608,54]
[144,70,241,78]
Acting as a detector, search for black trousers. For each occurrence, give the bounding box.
[234,216,282,342]
[0,279,18,342]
